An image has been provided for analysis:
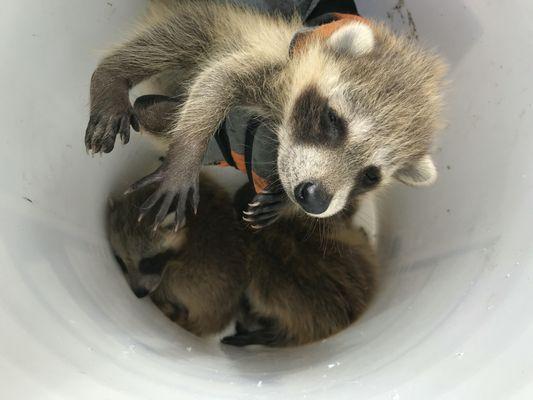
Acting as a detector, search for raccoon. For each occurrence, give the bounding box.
[220,183,378,347]
[107,175,249,336]
[85,2,446,229]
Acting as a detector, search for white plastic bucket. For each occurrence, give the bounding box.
[1,1,532,399]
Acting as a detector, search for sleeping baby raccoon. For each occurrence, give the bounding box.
[85,1,447,229]
[221,183,378,347]
[107,175,249,336]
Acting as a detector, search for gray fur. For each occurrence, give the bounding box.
[107,175,249,336]
[86,1,446,222]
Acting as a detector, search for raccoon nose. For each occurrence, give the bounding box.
[294,181,332,214]
[133,287,150,299]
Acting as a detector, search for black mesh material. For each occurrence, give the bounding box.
[222,0,357,19]
[307,0,358,21]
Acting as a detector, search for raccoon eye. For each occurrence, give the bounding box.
[361,165,381,187]
[114,255,128,274]
[328,108,338,124]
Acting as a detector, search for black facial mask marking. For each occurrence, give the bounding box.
[290,85,347,147]
[138,250,180,275]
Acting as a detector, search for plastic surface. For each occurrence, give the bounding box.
[1,1,532,399]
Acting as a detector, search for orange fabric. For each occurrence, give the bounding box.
[292,13,371,55]
[218,151,269,193]
[315,13,370,39]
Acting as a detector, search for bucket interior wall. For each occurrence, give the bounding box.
[1,1,532,399]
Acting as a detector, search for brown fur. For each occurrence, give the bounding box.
[107,175,249,336]
[221,184,378,347]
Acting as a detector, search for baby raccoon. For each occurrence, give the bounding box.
[85,2,447,229]
[221,183,378,347]
[107,175,249,336]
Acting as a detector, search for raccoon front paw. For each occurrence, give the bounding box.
[85,104,140,154]
[221,328,279,347]
[125,162,200,231]
[243,186,287,229]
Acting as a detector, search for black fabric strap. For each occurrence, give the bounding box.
[244,118,262,190]
[214,122,236,168]
[306,0,358,21]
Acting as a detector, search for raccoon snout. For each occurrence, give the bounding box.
[294,181,332,215]
[132,286,150,298]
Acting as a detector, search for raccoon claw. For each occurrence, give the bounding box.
[85,107,138,154]
[235,321,250,335]
[126,163,199,230]
[243,188,286,229]
[221,329,278,347]
[243,210,280,229]
[221,334,251,347]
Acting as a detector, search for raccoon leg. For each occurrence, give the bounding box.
[85,8,216,154]
[232,294,269,336]
[235,321,250,335]
[224,313,285,347]
[221,327,287,347]
[133,95,180,137]
[126,55,277,231]
[85,70,139,154]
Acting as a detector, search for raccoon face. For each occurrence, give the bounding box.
[106,194,185,298]
[278,17,445,217]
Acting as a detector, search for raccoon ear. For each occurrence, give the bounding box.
[394,155,437,186]
[289,27,314,57]
[327,21,375,56]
